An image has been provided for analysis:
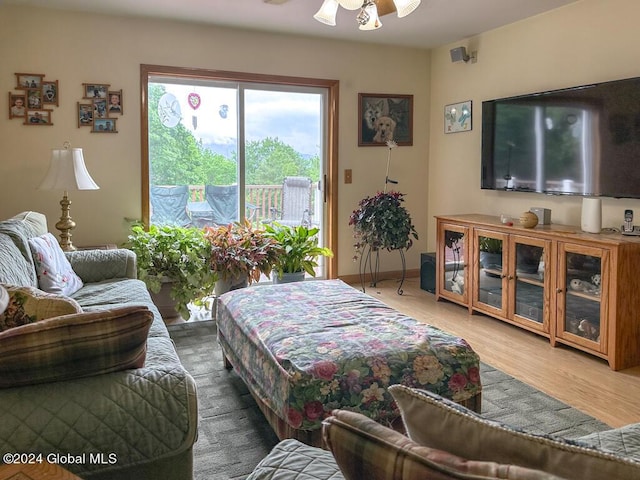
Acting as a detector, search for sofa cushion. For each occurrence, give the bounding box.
[247,439,344,480]
[0,233,37,287]
[389,385,640,480]
[28,232,83,295]
[0,305,153,388]
[322,409,564,480]
[0,284,82,331]
[577,423,640,460]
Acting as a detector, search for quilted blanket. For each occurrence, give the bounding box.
[0,335,197,477]
[217,279,481,432]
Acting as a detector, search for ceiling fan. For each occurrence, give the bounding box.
[263,0,406,17]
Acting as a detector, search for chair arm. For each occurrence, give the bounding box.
[65,248,138,283]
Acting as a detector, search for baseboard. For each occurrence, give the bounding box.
[338,268,419,285]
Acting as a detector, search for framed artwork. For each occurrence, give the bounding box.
[83,83,110,99]
[77,102,93,127]
[8,93,26,119]
[108,90,123,115]
[42,80,59,106]
[92,117,117,133]
[358,93,413,146]
[15,73,44,90]
[26,88,42,109]
[444,100,472,133]
[93,98,107,119]
[24,109,53,126]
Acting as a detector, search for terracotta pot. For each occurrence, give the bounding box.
[149,280,181,321]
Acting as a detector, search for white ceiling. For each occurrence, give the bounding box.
[4,0,579,49]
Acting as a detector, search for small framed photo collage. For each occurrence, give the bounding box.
[8,73,58,125]
[78,83,122,133]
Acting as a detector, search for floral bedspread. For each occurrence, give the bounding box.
[216,279,481,431]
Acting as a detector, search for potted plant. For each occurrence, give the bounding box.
[125,223,217,320]
[263,222,333,283]
[204,220,282,295]
[349,191,419,258]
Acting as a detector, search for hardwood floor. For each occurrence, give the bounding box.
[353,276,640,428]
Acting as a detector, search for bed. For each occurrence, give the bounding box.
[216,279,481,447]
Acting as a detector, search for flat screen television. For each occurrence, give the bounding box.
[481,76,640,198]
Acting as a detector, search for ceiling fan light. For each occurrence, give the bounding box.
[314,0,340,25]
[392,0,421,18]
[358,2,382,30]
[338,0,364,10]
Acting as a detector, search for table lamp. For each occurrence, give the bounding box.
[38,141,99,251]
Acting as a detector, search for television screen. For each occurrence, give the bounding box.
[481,76,640,198]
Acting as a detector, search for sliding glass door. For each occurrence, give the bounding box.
[142,65,338,279]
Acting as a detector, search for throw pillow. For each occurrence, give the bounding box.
[0,305,153,388]
[389,385,640,480]
[0,284,82,332]
[28,232,83,295]
[323,409,563,480]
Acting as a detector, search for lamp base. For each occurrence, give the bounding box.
[55,192,77,251]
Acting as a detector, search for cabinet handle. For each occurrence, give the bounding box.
[508,275,514,280]
[557,288,564,293]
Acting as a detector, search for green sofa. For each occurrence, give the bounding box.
[0,211,197,480]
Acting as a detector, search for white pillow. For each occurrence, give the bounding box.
[28,233,83,295]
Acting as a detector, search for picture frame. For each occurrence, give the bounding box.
[26,88,42,109]
[15,73,44,90]
[42,80,59,106]
[358,93,413,146]
[93,98,108,119]
[107,89,123,115]
[77,102,93,127]
[8,93,26,119]
[92,117,117,133]
[83,83,110,100]
[444,100,472,133]
[24,109,53,126]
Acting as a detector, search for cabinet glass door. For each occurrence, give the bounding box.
[558,244,607,352]
[441,226,466,297]
[512,238,547,331]
[475,231,505,312]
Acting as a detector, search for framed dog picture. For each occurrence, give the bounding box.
[358,93,413,146]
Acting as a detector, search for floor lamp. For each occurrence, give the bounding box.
[38,142,100,251]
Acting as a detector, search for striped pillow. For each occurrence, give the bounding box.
[0,305,153,388]
[0,284,82,332]
[322,409,563,480]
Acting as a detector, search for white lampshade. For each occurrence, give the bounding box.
[393,0,421,18]
[358,3,382,30]
[338,0,364,10]
[314,0,339,26]
[39,145,99,191]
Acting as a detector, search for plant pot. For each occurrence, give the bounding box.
[149,280,181,322]
[272,271,306,284]
[214,274,248,296]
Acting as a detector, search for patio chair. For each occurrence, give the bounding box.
[204,184,239,225]
[149,185,192,227]
[269,176,313,227]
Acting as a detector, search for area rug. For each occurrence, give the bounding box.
[168,320,608,480]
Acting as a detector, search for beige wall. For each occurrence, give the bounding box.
[0,6,430,277]
[427,0,640,251]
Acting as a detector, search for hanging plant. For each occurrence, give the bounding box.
[349,191,418,259]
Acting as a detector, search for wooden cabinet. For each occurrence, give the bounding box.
[435,214,640,370]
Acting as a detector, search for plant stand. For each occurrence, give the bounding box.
[358,244,406,295]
